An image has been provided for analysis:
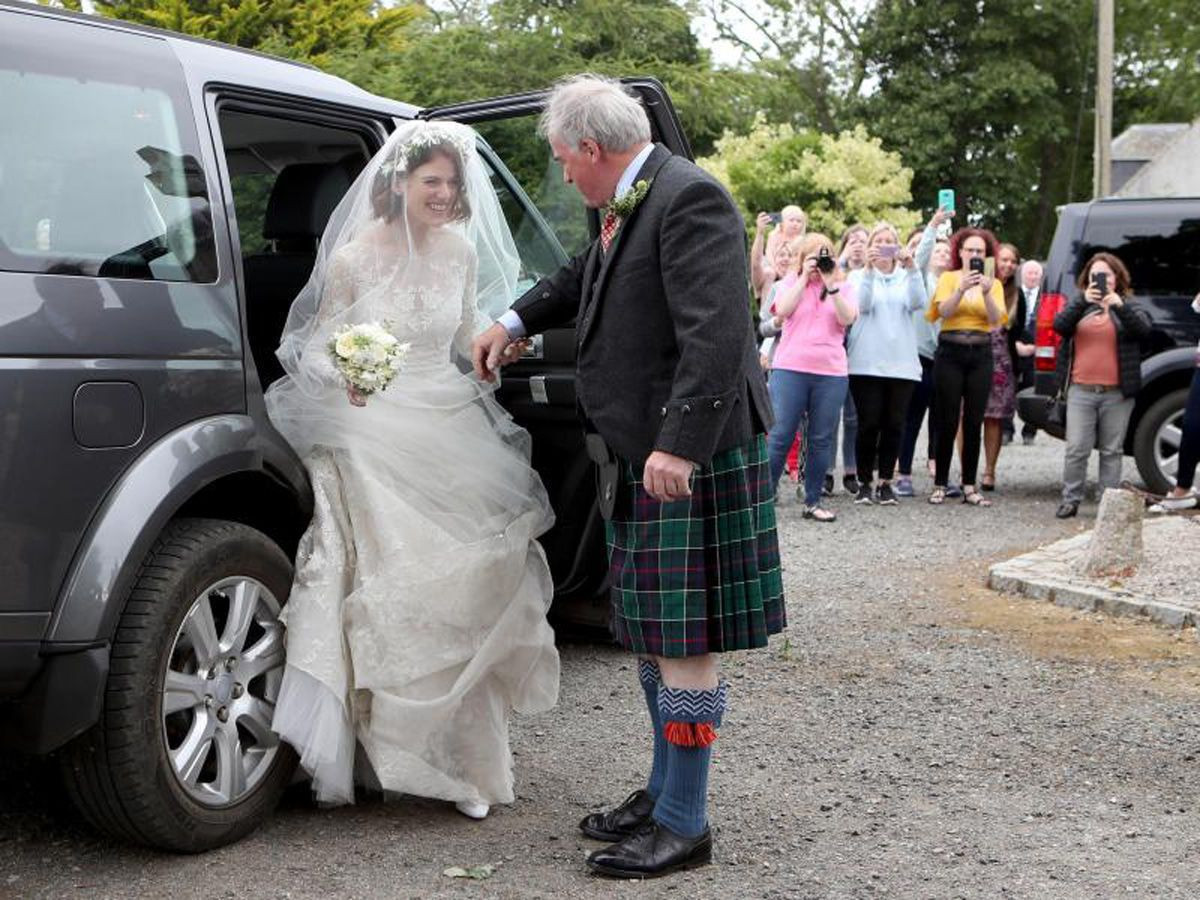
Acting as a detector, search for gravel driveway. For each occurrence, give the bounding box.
[4,434,1200,899]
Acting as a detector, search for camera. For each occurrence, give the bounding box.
[815,247,836,274]
[968,257,985,274]
[767,212,782,225]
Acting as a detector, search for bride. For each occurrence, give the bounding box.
[265,121,560,819]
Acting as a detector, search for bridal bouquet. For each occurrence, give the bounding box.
[328,322,410,394]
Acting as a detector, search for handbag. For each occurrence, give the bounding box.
[1045,384,1068,428]
[1046,338,1072,428]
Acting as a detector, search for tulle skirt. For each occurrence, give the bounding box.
[266,354,560,806]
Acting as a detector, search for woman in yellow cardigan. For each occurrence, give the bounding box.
[925,227,1007,506]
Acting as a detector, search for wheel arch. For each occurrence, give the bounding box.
[1124,349,1196,454]
[46,415,311,646]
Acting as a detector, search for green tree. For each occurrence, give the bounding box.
[699,114,919,237]
[1115,0,1200,132]
[853,0,1094,255]
[83,0,421,66]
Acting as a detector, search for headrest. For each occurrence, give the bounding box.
[262,162,353,241]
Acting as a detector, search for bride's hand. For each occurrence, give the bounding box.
[500,338,531,364]
[473,322,516,383]
[347,386,367,407]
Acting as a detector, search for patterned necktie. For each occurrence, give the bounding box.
[600,209,621,253]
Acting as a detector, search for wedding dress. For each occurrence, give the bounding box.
[264,122,559,808]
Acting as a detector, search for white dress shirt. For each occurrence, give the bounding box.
[499,143,655,339]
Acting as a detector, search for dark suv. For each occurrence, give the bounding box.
[0,1,691,851]
[1018,197,1200,492]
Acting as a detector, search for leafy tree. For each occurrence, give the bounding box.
[698,0,872,132]
[82,0,421,66]
[854,0,1093,255]
[1114,0,1200,132]
[699,114,919,237]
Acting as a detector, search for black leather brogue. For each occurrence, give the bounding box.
[586,820,712,879]
[578,789,656,842]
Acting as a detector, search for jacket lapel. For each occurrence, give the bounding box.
[578,144,673,348]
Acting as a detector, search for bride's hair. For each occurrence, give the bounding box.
[370,138,472,224]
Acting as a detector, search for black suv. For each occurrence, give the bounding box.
[1018,196,1200,492]
[0,1,691,851]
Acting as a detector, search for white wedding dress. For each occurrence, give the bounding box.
[265,225,560,808]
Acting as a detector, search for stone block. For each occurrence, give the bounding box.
[1073,488,1144,577]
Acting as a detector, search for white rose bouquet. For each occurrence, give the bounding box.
[327,322,410,396]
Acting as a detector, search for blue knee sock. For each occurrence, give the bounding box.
[638,659,667,799]
[653,681,728,838]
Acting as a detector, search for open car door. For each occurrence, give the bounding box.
[415,79,692,628]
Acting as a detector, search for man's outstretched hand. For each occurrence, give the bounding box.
[472,323,526,383]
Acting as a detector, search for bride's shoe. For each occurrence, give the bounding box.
[454,800,490,820]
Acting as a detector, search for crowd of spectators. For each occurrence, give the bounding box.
[752,204,1200,520]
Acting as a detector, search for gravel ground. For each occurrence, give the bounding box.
[4,432,1200,899]
[1119,516,1200,611]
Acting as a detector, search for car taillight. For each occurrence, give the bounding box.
[1034,291,1066,371]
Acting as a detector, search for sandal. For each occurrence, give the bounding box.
[928,487,946,505]
[981,474,996,492]
[963,489,992,507]
[803,505,837,522]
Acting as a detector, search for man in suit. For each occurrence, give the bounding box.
[1016,259,1044,443]
[473,75,784,879]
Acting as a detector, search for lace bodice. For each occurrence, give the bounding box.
[321,229,482,363]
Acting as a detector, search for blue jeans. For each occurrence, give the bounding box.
[767,369,849,506]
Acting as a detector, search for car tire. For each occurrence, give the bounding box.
[1132,387,1189,495]
[60,517,297,852]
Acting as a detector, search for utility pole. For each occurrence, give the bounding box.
[1093,0,1114,197]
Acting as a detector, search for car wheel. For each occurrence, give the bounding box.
[1132,387,1188,495]
[60,518,297,852]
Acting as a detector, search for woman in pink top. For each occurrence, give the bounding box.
[766,233,859,521]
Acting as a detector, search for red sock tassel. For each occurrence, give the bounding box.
[663,721,718,748]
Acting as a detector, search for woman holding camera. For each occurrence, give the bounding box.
[846,223,926,505]
[926,228,1007,506]
[1053,253,1151,518]
[896,211,953,495]
[766,233,859,521]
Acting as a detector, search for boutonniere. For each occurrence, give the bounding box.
[607,178,652,219]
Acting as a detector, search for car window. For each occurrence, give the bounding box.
[1081,207,1200,296]
[472,117,590,270]
[0,16,217,282]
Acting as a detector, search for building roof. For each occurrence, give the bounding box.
[1111,123,1190,161]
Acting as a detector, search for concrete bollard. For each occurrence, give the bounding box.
[1073,487,1144,577]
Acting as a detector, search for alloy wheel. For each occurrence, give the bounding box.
[161,577,285,808]
[1153,407,1185,488]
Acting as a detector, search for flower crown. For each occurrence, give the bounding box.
[379,123,476,178]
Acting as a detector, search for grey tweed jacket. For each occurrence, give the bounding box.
[512,144,773,467]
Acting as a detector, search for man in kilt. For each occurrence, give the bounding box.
[473,74,785,878]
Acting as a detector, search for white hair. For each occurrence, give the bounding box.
[539,74,651,153]
[1021,259,1043,276]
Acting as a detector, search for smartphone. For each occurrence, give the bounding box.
[1093,271,1108,294]
[937,188,956,213]
[968,257,985,275]
[815,247,836,274]
[878,245,898,259]
[984,257,995,279]
[767,212,782,225]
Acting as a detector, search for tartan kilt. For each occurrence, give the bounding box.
[605,434,786,657]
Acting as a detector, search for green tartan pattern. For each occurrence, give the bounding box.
[605,434,785,657]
